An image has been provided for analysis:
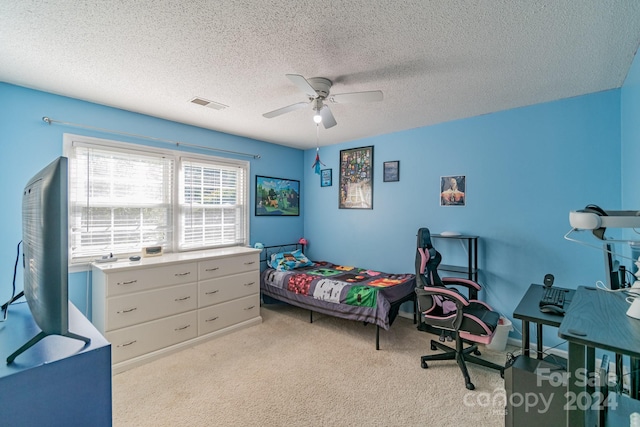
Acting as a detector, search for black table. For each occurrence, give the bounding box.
[513,283,574,360]
[559,286,640,426]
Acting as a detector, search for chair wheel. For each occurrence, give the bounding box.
[473,349,481,356]
[421,360,429,369]
[430,343,437,351]
[500,369,505,379]
[466,382,475,390]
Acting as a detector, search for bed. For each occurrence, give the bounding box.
[259,244,416,349]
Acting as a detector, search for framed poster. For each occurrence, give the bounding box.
[339,146,373,209]
[321,169,332,187]
[440,175,466,206]
[383,161,400,182]
[255,175,300,216]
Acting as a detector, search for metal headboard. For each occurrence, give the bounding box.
[259,243,304,269]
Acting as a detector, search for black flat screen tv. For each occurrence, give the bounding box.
[7,156,90,363]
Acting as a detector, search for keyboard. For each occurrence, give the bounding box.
[539,287,566,308]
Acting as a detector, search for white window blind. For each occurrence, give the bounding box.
[179,158,247,250]
[65,135,249,263]
[68,145,174,260]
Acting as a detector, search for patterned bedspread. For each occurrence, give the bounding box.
[260,261,416,330]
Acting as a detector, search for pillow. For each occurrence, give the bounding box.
[269,249,314,271]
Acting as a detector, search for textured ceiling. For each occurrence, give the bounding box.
[1,1,639,150]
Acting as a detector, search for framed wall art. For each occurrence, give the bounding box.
[321,169,332,187]
[339,146,373,209]
[440,175,466,206]
[255,175,300,216]
[383,160,400,182]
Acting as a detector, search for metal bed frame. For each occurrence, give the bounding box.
[259,243,416,349]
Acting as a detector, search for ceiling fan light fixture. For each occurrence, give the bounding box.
[313,99,323,123]
[262,74,382,130]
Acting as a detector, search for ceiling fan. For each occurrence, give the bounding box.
[262,74,383,129]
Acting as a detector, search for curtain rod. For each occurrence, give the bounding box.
[42,116,261,159]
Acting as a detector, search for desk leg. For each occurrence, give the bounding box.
[616,354,624,394]
[632,357,640,399]
[586,346,595,396]
[566,341,587,427]
[522,320,530,357]
[537,323,543,359]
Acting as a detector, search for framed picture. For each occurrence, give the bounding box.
[255,175,300,216]
[321,169,332,187]
[383,161,400,182]
[440,175,466,207]
[339,146,373,209]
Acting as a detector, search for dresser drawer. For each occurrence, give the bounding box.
[106,282,197,331]
[105,262,197,297]
[107,311,197,364]
[198,271,259,308]
[198,253,258,280]
[198,294,260,335]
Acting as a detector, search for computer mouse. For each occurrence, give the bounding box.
[539,305,565,315]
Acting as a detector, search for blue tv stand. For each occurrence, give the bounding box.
[0,302,111,426]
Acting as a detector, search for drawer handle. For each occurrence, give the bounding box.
[205,290,219,295]
[175,272,191,277]
[117,307,137,314]
[118,340,137,348]
[244,305,256,311]
[205,267,220,272]
[117,280,138,285]
[174,324,191,331]
[174,296,191,301]
[244,282,255,286]
[244,261,255,265]
[205,316,219,322]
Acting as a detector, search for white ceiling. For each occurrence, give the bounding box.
[1,1,639,150]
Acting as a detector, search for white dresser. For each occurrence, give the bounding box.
[91,246,261,373]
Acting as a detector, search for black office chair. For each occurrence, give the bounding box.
[415,227,504,390]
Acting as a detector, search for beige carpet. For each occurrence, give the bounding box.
[113,305,512,427]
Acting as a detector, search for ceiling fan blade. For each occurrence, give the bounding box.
[329,90,383,104]
[263,101,309,119]
[320,106,337,129]
[286,74,318,97]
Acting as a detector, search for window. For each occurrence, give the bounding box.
[65,135,249,263]
[179,158,247,250]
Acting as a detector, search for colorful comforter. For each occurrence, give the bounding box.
[260,261,416,330]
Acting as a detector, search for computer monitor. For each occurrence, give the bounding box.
[7,156,90,363]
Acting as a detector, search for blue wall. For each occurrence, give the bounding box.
[303,89,623,346]
[622,48,640,211]
[3,50,639,348]
[0,83,304,315]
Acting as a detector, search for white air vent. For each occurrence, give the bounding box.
[190,97,228,110]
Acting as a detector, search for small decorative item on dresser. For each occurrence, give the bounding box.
[142,245,163,257]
